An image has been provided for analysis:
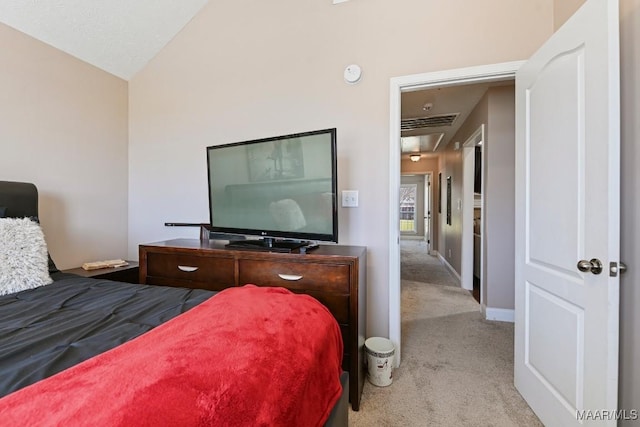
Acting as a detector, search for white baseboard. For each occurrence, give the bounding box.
[436,251,461,284]
[482,305,515,323]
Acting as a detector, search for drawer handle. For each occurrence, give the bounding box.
[178,265,199,272]
[278,273,303,281]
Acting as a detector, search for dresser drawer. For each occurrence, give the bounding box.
[146,252,235,288]
[315,293,349,324]
[140,239,366,411]
[238,259,350,293]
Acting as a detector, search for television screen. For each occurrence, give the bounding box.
[206,128,338,245]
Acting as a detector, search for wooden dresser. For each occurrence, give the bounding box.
[138,238,366,411]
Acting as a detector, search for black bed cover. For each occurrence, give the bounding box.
[0,273,214,398]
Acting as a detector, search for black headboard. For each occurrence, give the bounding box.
[0,181,39,218]
[0,181,58,272]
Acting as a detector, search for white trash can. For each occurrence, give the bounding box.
[364,337,395,387]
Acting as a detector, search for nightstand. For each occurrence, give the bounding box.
[62,261,140,284]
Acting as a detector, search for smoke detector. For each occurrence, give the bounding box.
[344,64,362,84]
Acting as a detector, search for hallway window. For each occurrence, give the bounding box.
[400,184,417,232]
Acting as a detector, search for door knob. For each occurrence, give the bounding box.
[577,258,603,275]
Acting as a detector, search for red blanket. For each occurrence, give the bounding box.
[0,285,343,426]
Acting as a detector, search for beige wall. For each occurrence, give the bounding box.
[440,91,489,276]
[483,86,516,310]
[401,157,439,178]
[619,0,640,420]
[438,86,515,311]
[0,23,129,269]
[553,0,587,28]
[128,0,554,338]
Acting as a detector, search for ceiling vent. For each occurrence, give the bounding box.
[401,113,459,131]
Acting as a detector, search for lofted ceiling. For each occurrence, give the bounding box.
[400,81,514,159]
[1,2,515,145]
[0,0,209,80]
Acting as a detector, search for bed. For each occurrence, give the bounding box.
[0,180,348,426]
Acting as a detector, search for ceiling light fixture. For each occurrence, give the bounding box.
[410,154,421,162]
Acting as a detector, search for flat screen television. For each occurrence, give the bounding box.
[206,128,338,251]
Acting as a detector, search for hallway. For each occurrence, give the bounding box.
[349,240,540,426]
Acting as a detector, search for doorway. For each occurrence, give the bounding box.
[399,172,432,253]
[462,125,484,304]
[424,173,432,253]
[399,179,422,236]
[388,61,524,366]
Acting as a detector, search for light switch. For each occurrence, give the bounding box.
[342,190,359,207]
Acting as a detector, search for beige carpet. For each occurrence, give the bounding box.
[400,239,458,287]
[349,240,542,426]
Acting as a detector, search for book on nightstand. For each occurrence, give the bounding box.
[62,261,139,284]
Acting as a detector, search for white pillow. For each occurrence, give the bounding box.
[0,217,53,296]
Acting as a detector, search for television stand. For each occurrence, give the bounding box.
[225,238,308,253]
[139,238,366,410]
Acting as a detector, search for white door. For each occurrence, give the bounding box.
[514,0,620,425]
[424,174,431,251]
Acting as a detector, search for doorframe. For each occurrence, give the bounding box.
[399,180,420,236]
[461,125,484,299]
[388,61,524,367]
[399,172,432,243]
[424,171,433,253]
